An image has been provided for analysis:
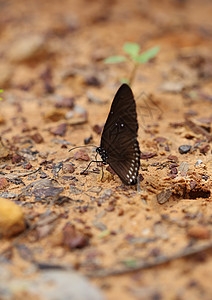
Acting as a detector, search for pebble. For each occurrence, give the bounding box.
[0,178,9,190]
[62,163,75,174]
[55,97,74,108]
[31,133,44,144]
[187,225,210,239]
[195,159,203,167]
[11,154,23,164]
[73,150,90,161]
[84,136,93,145]
[199,144,210,155]
[44,109,66,122]
[0,197,25,237]
[8,35,46,62]
[167,155,178,162]
[178,145,192,154]
[50,123,67,136]
[0,140,9,158]
[0,269,105,300]
[93,124,102,135]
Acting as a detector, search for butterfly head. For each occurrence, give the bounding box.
[96,147,108,164]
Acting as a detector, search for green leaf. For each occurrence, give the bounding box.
[122,259,137,268]
[134,46,160,63]
[104,56,127,64]
[98,229,110,238]
[123,42,140,57]
[0,89,3,100]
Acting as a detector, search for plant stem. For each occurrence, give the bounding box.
[129,62,139,86]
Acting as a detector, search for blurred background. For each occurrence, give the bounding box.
[0,0,212,96]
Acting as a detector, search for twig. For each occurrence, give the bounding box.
[86,241,212,277]
[3,167,41,180]
[185,118,212,142]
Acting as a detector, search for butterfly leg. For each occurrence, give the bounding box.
[100,165,104,181]
[80,160,103,175]
[136,175,147,204]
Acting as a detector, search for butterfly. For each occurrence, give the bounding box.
[95,84,140,185]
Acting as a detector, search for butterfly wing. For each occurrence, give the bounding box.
[100,84,140,185]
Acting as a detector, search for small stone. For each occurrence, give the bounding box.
[50,123,67,136]
[202,174,209,181]
[154,137,167,143]
[63,223,90,249]
[169,163,178,169]
[195,159,203,167]
[187,225,210,239]
[167,155,178,162]
[0,269,105,300]
[105,205,115,212]
[93,124,102,135]
[118,208,124,216]
[84,136,93,145]
[199,144,210,155]
[31,133,44,143]
[140,152,157,159]
[8,34,46,62]
[0,198,25,237]
[170,167,178,174]
[0,178,9,189]
[0,140,9,158]
[73,150,90,161]
[178,145,192,154]
[24,163,32,170]
[84,75,101,87]
[44,109,66,122]
[12,154,23,164]
[55,97,74,108]
[62,163,75,174]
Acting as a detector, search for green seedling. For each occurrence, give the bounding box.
[104,42,160,86]
[0,89,3,101]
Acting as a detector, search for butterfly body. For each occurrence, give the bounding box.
[97,84,140,185]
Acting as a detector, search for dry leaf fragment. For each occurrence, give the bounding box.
[156,189,172,204]
[179,161,189,176]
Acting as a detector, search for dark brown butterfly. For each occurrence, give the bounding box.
[96,84,140,185]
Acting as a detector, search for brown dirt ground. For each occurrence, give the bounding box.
[0,0,212,299]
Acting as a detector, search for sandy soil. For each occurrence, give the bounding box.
[0,0,212,299]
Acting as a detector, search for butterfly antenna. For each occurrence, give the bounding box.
[69,145,97,153]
